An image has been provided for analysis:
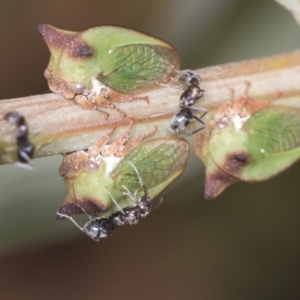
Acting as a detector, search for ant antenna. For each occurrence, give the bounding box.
[107,187,125,214]
[126,160,149,196]
[127,161,143,185]
[56,212,85,233]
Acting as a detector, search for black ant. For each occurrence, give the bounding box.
[4,111,35,166]
[170,71,207,135]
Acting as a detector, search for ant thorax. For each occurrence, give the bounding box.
[110,184,152,226]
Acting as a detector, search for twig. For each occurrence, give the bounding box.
[0,49,300,164]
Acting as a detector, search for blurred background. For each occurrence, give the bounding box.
[1,0,300,299]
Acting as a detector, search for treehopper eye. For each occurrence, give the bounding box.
[38,23,181,117]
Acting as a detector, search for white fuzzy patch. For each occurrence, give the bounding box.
[91,78,106,94]
[104,155,123,175]
[231,115,250,130]
[96,145,125,176]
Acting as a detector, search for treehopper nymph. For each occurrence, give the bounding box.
[38,24,181,118]
[56,122,189,240]
[58,161,153,241]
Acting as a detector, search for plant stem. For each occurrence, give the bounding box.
[1,49,300,164]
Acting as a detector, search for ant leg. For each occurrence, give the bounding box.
[126,161,149,193]
[151,106,178,118]
[107,188,125,214]
[193,111,208,126]
[121,184,138,205]
[158,82,185,90]
[190,126,206,136]
[152,197,164,210]
[56,212,86,232]
[181,111,208,137]
[191,106,208,113]
[127,161,142,185]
